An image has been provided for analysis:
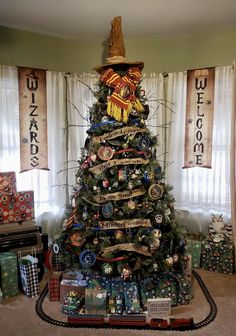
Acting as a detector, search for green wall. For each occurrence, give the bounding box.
[0,25,236,74]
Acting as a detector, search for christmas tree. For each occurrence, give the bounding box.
[58,17,188,283]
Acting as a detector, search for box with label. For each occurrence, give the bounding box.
[147,298,171,317]
[0,171,17,194]
[0,190,35,224]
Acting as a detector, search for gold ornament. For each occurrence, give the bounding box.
[165,256,174,267]
[115,230,124,240]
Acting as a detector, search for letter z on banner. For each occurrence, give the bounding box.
[183,68,215,168]
[18,67,49,172]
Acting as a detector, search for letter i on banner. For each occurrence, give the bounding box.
[18,67,49,172]
[183,68,215,168]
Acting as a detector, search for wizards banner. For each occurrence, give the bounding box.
[184,67,215,168]
[18,67,49,172]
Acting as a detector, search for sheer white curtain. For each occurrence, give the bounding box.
[165,66,234,234]
[65,73,98,190]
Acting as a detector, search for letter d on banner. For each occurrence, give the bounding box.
[18,67,49,172]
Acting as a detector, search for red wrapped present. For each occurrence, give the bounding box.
[48,271,62,301]
[0,171,17,194]
[0,190,35,224]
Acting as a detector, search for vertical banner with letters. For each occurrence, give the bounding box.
[183,67,215,168]
[18,67,49,172]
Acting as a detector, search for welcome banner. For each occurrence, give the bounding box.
[184,68,215,168]
[18,67,49,172]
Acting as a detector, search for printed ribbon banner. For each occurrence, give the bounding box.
[184,68,215,168]
[92,126,147,144]
[89,157,149,175]
[98,218,151,230]
[18,67,49,172]
[102,243,152,257]
[93,188,146,204]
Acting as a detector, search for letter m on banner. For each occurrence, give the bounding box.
[183,68,215,168]
[18,67,49,172]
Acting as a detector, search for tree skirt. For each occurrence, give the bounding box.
[35,270,217,331]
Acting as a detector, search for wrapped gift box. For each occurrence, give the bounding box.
[123,281,141,314]
[62,291,82,315]
[140,273,177,308]
[0,252,18,297]
[0,190,35,224]
[48,271,62,301]
[60,279,86,303]
[186,238,202,268]
[175,274,192,305]
[201,237,235,275]
[85,288,107,315]
[0,171,17,194]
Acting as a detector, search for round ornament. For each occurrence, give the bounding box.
[127,200,136,210]
[101,263,113,275]
[101,202,113,218]
[98,146,113,161]
[69,231,85,248]
[165,256,174,267]
[115,230,124,240]
[148,184,164,200]
[79,249,96,267]
[137,135,150,150]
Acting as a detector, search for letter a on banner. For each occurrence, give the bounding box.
[18,67,49,172]
[183,68,215,168]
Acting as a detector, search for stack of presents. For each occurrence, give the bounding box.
[186,216,235,275]
[0,171,43,303]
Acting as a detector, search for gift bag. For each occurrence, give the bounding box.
[18,249,40,297]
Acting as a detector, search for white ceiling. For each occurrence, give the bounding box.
[0,0,236,39]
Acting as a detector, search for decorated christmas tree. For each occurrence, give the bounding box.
[57,17,188,285]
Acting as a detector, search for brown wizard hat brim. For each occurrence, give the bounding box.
[93,60,144,74]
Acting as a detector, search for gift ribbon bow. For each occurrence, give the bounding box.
[100,67,144,123]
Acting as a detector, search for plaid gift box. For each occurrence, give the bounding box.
[0,190,35,224]
[0,252,18,298]
[48,272,62,301]
[201,237,235,274]
[0,171,17,194]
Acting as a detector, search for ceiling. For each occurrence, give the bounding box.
[0,0,236,39]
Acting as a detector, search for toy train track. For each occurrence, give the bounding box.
[35,270,217,331]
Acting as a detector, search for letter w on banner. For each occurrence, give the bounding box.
[18,67,49,172]
[183,67,215,168]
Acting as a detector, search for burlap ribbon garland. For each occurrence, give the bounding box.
[100,67,144,122]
